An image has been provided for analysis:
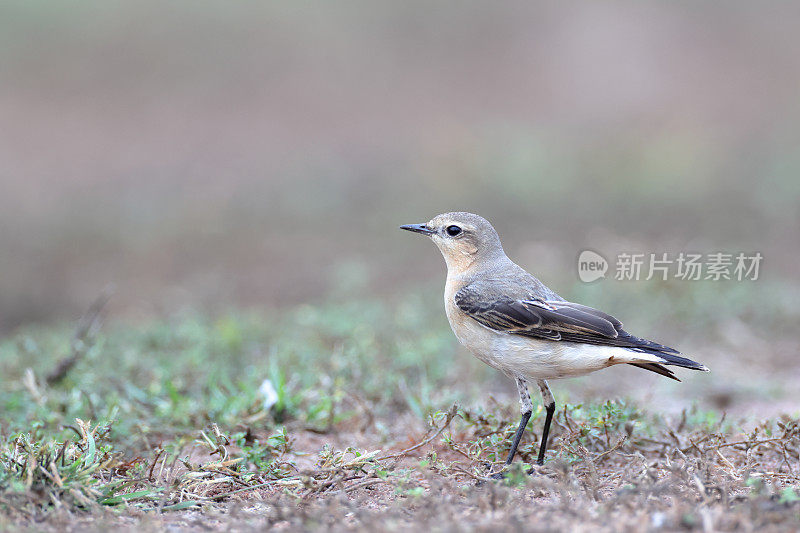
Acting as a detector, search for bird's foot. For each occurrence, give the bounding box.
[480,460,544,483]
[474,470,506,486]
[526,461,548,475]
[475,463,508,484]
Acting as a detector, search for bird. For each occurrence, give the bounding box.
[400,212,709,474]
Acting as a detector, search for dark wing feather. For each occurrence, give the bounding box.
[551,301,623,329]
[523,299,619,338]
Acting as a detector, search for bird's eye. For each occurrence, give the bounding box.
[446,225,462,236]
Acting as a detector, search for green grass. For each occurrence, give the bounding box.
[0,293,459,437]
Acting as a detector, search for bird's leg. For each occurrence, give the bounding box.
[504,377,533,466]
[536,380,555,466]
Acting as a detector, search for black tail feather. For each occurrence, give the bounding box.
[629,362,681,381]
[656,352,709,372]
[630,350,709,380]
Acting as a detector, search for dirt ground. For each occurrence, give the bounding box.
[3,403,799,532]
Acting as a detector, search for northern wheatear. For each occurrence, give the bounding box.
[401,212,708,472]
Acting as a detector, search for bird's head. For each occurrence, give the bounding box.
[400,212,505,273]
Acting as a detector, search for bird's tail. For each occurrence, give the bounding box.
[629,352,709,382]
[657,352,709,372]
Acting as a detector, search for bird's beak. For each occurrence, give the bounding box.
[400,223,435,236]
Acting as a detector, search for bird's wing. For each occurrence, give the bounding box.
[455,282,617,340]
[454,280,680,355]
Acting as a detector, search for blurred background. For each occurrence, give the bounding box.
[1,2,798,415]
